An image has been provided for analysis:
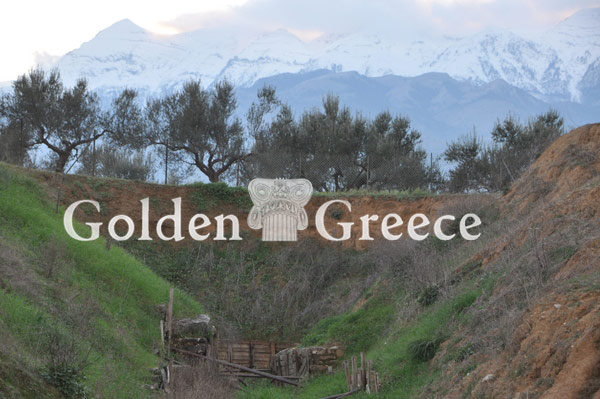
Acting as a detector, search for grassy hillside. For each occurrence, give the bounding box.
[0,164,203,398]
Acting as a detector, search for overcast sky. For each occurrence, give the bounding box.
[1,0,598,82]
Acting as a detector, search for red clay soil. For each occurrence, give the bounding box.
[437,123,600,399]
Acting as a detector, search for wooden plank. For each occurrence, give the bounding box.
[231,344,252,349]
[366,360,372,394]
[160,320,165,352]
[319,388,361,399]
[165,287,174,393]
[166,288,174,357]
[351,356,357,390]
[360,352,366,388]
[252,354,272,360]
[221,373,303,380]
[343,361,351,392]
[254,361,271,367]
[171,348,300,386]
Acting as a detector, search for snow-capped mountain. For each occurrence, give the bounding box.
[52,8,600,104]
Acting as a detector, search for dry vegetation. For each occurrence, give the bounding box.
[168,361,235,399]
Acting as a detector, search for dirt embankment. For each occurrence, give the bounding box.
[437,124,600,399]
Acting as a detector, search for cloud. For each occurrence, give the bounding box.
[164,0,436,37]
[160,0,600,38]
[33,52,61,70]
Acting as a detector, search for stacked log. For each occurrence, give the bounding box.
[216,340,292,372]
[271,346,344,379]
[169,315,217,358]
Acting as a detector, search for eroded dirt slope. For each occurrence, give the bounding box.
[433,124,600,399]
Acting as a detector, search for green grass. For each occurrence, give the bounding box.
[0,164,203,398]
[549,245,577,263]
[239,289,480,399]
[187,181,253,212]
[301,292,395,354]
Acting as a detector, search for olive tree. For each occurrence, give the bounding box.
[146,80,249,183]
[0,68,143,173]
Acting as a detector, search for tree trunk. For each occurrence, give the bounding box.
[164,141,169,185]
[55,152,70,173]
[207,170,220,183]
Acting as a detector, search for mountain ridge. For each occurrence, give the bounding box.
[51,8,600,104]
[234,69,598,153]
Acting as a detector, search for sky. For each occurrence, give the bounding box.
[1,0,598,82]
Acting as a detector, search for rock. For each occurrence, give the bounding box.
[172,315,216,341]
[554,303,562,309]
[482,373,495,382]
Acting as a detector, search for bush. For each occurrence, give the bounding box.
[41,365,89,399]
[418,285,440,306]
[407,337,444,362]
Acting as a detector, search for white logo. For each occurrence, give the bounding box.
[62,179,482,243]
[247,178,313,241]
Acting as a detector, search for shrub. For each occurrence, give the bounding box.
[418,285,440,306]
[407,337,444,362]
[41,365,89,399]
[450,344,476,362]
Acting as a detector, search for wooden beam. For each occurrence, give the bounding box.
[159,320,165,352]
[221,373,302,380]
[165,287,174,393]
[343,361,351,392]
[166,288,174,357]
[351,356,357,390]
[171,348,300,387]
[319,388,361,399]
[360,352,366,388]
[366,359,372,394]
